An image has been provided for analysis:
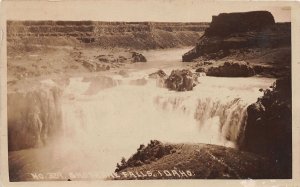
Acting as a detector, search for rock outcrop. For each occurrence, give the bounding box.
[165,69,197,91]
[241,76,292,178]
[112,142,281,179]
[148,70,168,88]
[182,11,290,62]
[205,11,275,37]
[148,70,167,79]
[206,61,255,77]
[131,52,147,62]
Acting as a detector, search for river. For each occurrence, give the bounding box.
[9,47,275,180]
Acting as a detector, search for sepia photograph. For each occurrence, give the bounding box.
[1,0,299,186]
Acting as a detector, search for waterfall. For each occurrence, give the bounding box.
[41,73,272,177]
[7,69,274,179]
[7,84,63,151]
[154,96,248,148]
[57,74,275,149]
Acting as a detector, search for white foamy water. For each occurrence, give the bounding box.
[54,71,274,178]
[35,48,275,179]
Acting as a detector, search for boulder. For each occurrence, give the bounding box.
[148,70,168,88]
[165,69,197,91]
[148,70,167,79]
[131,52,147,63]
[206,61,255,77]
[195,67,207,73]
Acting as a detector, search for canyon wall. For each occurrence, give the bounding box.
[7,21,209,49]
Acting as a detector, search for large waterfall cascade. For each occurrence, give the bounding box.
[9,48,275,179]
[54,68,274,177]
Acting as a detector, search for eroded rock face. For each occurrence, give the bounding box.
[7,21,209,49]
[182,11,290,62]
[205,11,275,37]
[165,69,197,91]
[242,76,292,178]
[206,61,255,77]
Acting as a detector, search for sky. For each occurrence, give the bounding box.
[2,0,291,22]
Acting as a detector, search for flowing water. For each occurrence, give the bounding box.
[10,47,275,180]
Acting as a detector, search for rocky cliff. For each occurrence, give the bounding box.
[205,11,275,37]
[7,21,209,49]
[241,76,292,178]
[182,11,291,63]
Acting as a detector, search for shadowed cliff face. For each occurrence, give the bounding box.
[242,76,292,178]
[205,11,275,37]
[182,11,290,63]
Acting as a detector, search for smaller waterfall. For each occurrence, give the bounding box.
[154,96,249,148]
[195,97,248,147]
